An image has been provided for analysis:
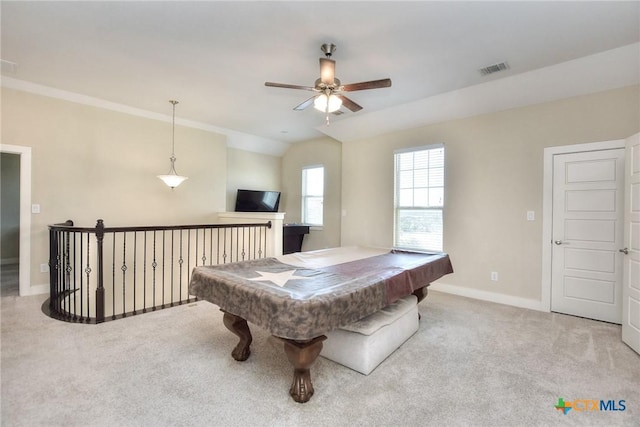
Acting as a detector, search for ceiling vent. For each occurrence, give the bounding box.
[478,61,509,76]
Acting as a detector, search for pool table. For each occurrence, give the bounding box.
[189,246,453,403]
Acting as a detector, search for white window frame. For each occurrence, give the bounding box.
[302,165,324,226]
[393,144,445,252]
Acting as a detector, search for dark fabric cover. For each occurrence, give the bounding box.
[189,250,453,340]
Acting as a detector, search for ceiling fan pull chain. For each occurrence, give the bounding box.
[325,100,331,126]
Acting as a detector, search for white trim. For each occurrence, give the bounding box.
[430,282,544,312]
[1,77,291,157]
[541,139,625,313]
[23,283,49,296]
[0,144,32,297]
[394,142,444,155]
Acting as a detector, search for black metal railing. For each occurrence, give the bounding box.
[47,219,272,323]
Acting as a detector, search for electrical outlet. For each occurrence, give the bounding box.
[40,263,49,273]
[490,271,499,281]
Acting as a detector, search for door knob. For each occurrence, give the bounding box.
[619,248,629,255]
[554,240,563,245]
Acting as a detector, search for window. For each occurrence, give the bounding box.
[394,145,444,251]
[302,166,324,226]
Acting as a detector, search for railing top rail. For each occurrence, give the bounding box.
[49,221,272,233]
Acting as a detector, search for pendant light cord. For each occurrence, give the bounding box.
[170,100,178,159]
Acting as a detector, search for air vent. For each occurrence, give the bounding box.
[478,61,509,76]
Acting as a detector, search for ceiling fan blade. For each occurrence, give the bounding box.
[265,82,315,91]
[293,96,317,111]
[336,95,363,112]
[319,58,336,85]
[341,78,392,92]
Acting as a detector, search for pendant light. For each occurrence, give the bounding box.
[157,100,188,189]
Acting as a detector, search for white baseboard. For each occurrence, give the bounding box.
[429,282,547,312]
[23,283,49,296]
[1,258,19,265]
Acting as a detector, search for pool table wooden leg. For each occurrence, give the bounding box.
[413,286,429,320]
[412,286,428,303]
[283,336,327,403]
[221,310,253,361]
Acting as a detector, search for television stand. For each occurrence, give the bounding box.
[283,224,310,254]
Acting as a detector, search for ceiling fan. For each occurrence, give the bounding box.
[265,43,391,119]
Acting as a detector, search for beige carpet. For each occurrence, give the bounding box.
[1,290,638,426]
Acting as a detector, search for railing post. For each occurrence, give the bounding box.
[95,219,105,323]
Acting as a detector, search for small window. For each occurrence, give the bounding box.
[302,166,324,226]
[394,145,444,251]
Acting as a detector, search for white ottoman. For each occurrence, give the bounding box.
[321,294,419,375]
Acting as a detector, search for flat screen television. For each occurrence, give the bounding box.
[234,189,281,213]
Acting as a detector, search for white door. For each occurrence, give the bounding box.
[551,148,625,323]
[622,133,640,354]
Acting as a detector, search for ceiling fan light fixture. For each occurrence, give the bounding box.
[264,43,390,115]
[313,93,342,113]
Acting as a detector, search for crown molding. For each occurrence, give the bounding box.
[1,76,291,157]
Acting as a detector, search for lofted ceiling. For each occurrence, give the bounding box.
[1,1,639,155]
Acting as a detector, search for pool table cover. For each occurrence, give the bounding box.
[189,246,453,341]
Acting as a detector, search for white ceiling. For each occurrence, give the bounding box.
[2,1,639,155]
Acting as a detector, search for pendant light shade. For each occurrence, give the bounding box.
[158,100,188,189]
[157,162,188,188]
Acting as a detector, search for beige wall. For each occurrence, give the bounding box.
[226,148,281,211]
[341,85,640,302]
[1,153,20,262]
[4,83,639,302]
[281,137,342,250]
[1,88,228,289]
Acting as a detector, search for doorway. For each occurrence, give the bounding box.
[0,144,32,297]
[1,153,20,296]
[542,139,625,323]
